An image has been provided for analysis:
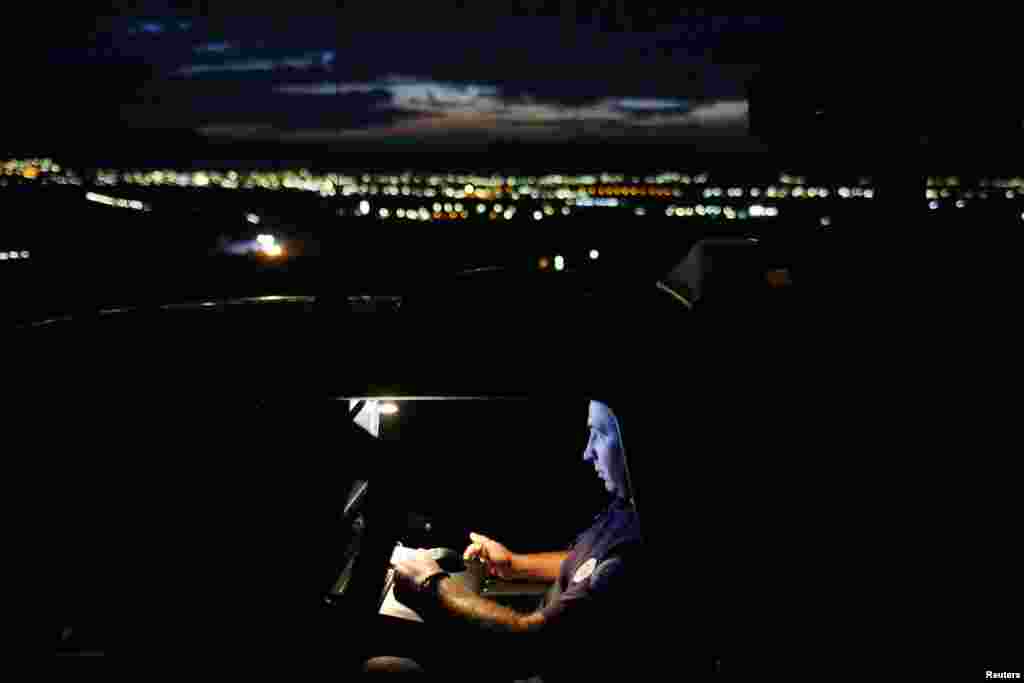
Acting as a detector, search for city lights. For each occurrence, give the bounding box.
[255,234,283,256]
[84,192,149,211]
[8,157,1020,236]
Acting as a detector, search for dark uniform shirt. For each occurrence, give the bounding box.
[536,496,644,680]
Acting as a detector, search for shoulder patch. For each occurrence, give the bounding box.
[572,557,597,583]
[588,556,624,591]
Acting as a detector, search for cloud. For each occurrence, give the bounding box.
[273,77,501,110]
[176,51,336,76]
[193,41,239,55]
[676,100,748,126]
[275,82,382,96]
[615,98,691,111]
[201,74,747,143]
[269,76,743,128]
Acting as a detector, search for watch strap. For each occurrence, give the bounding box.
[422,571,450,597]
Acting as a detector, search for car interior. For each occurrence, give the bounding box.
[323,397,609,613]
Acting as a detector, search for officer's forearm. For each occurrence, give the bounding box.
[435,577,544,634]
[509,552,569,582]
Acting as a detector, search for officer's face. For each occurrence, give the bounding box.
[583,401,628,497]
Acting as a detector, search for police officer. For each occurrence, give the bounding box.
[362,400,646,680]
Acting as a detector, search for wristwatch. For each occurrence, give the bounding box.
[421,571,450,598]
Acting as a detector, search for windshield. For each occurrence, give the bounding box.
[9,9,1023,326]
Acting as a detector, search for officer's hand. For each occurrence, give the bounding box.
[463,532,516,579]
[392,549,443,604]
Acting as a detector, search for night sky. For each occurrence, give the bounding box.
[11,6,1022,167]
[33,11,787,154]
